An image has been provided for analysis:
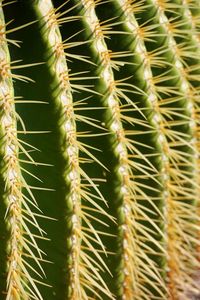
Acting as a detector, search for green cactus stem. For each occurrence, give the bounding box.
[0,0,200,299]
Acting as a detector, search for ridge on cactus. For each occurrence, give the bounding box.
[0,0,200,299]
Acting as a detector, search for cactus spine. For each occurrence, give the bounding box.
[0,0,200,299]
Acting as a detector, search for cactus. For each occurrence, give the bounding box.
[0,0,200,299]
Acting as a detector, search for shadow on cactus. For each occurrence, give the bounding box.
[0,0,200,299]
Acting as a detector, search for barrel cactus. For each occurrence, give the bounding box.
[0,0,200,299]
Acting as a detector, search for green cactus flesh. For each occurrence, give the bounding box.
[0,0,200,299]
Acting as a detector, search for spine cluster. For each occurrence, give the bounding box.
[80,0,164,298]
[35,1,113,299]
[0,2,44,299]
